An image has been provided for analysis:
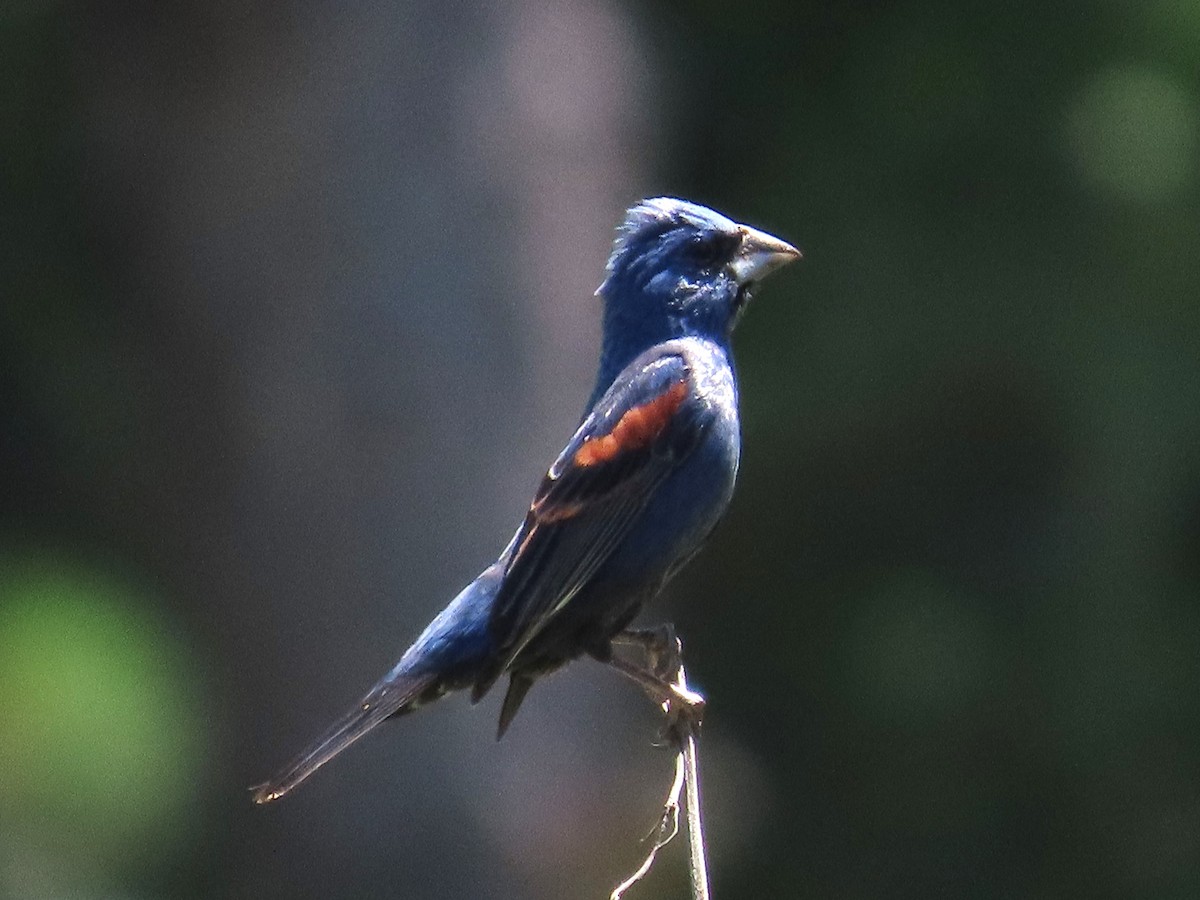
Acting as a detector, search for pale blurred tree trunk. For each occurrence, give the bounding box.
[72,1,660,897]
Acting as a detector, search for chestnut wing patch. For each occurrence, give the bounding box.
[572,380,689,468]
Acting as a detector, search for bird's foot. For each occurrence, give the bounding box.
[608,626,705,748]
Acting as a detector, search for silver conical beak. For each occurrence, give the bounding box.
[728,225,802,285]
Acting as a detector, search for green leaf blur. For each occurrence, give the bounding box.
[0,560,205,890]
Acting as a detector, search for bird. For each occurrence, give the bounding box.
[252,198,799,804]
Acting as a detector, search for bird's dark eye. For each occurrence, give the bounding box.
[686,232,735,269]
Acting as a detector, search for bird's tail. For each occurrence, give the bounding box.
[251,666,439,804]
[252,561,502,804]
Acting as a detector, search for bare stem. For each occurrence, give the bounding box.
[610,751,685,900]
[678,664,711,900]
[608,647,712,900]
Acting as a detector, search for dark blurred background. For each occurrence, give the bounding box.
[3,1,1199,898]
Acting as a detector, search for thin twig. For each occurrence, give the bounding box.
[678,663,711,900]
[609,650,712,900]
[610,751,685,900]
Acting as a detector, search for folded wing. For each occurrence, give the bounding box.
[473,348,709,710]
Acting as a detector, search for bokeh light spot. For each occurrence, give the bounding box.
[0,557,206,883]
[1065,64,1199,203]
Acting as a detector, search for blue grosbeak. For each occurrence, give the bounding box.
[253,198,799,804]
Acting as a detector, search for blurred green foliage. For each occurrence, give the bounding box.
[656,1,1200,896]
[0,558,206,895]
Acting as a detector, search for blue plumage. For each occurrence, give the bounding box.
[252,198,799,803]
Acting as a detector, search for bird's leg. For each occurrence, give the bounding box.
[611,624,680,680]
[608,627,705,745]
[614,628,691,681]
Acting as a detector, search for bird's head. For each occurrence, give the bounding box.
[598,198,800,350]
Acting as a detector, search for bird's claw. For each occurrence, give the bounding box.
[609,624,704,746]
